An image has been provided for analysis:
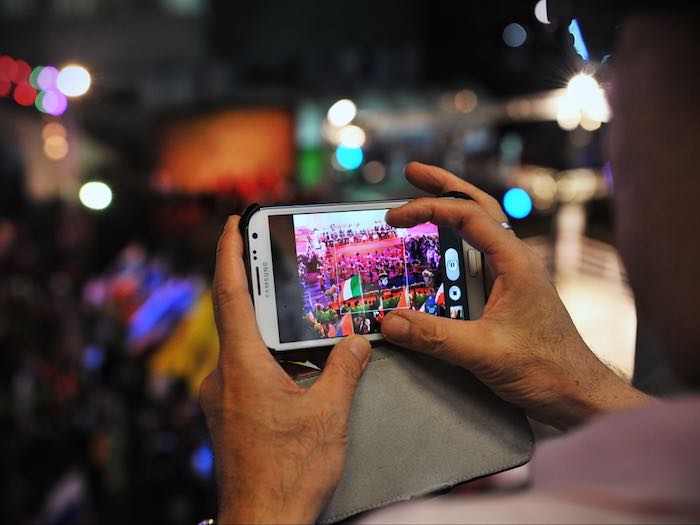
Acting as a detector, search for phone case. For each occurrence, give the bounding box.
[296,345,533,524]
[239,202,532,522]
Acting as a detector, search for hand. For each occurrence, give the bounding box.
[200,216,372,524]
[381,162,654,431]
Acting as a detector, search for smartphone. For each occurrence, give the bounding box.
[241,200,486,352]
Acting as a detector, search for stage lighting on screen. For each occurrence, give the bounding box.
[503,188,532,219]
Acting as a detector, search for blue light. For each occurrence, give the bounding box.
[83,345,105,371]
[503,23,527,48]
[503,188,532,219]
[568,19,590,61]
[191,443,214,478]
[335,146,363,170]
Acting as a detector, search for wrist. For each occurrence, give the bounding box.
[553,363,656,431]
[218,493,317,525]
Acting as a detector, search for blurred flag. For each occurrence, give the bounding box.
[435,283,445,305]
[419,293,436,313]
[327,323,338,337]
[341,274,362,302]
[337,313,354,336]
[397,287,411,309]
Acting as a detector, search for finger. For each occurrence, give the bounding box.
[213,216,272,366]
[381,309,483,367]
[386,198,527,276]
[311,335,371,410]
[404,162,508,222]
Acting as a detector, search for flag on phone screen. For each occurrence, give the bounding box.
[341,274,362,302]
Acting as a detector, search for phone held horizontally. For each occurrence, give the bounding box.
[240,200,485,352]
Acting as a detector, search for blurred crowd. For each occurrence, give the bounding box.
[0,196,242,524]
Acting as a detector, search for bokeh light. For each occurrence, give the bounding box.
[42,122,67,140]
[43,135,70,160]
[37,66,60,91]
[338,125,366,148]
[0,55,18,80]
[335,146,363,170]
[36,90,68,116]
[327,99,356,127]
[13,82,37,106]
[57,64,91,97]
[191,443,213,478]
[503,188,532,219]
[12,59,31,83]
[503,23,527,48]
[568,19,590,61]
[534,0,549,24]
[557,73,609,130]
[454,89,478,113]
[79,181,113,210]
[362,160,386,184]
[0,77,10,97]
[29,66,44,88]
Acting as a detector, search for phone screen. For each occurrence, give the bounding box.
[268,209,468,343]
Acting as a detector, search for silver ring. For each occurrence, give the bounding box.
[500,221,513,231]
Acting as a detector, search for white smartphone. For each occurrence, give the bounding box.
[240,200,486,352]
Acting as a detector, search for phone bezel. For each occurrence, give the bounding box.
[245,200,486,352]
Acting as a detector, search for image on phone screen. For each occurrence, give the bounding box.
[269,208,466,344]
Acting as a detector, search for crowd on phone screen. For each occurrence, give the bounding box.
[296,226,441,309]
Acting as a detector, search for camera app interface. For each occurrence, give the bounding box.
[269,208,467,343]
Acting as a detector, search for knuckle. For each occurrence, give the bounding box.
[213,281,242,313]
[334,356,361,383]
[420,320,450,353]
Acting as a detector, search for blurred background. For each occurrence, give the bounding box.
[1,1,636,523]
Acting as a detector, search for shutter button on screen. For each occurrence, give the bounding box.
[448,285,461,301]
[445,248,460,281]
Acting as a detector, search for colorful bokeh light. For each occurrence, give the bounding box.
[0,77,10,97]
[37,66,59,91]
[44,135,70,161]
[335,146,364,170]
[0,55,18,80]
[42,122,67,140]
[36,90,68,116]
[12,59,31,83]
[29,66,43,88]
[503,188,533,219]
[13,82,37,106]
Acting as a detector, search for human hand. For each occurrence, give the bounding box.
[200,216,371,524]
[381,162,653,431]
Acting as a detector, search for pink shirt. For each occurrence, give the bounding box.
[362,397,700,523]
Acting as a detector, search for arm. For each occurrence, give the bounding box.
[381,162,655,431]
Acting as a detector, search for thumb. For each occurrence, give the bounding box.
[381,309,480,367]
[311,335,371,408]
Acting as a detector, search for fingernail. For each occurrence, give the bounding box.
[382,314,410,343]
[348,337,371,368]
[223,215,238,232]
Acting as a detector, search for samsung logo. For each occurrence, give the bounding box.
[262,261,271,298]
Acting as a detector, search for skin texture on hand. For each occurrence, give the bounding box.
[381,162,655,431]
[200,216,371,524]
